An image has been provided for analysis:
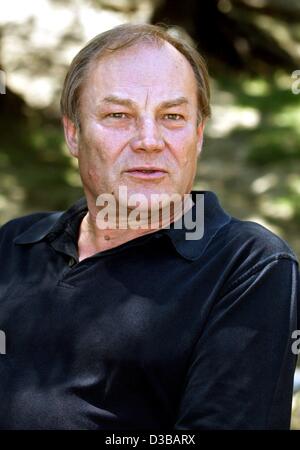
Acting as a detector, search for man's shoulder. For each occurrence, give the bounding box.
[216,216,298,264]
[207,217,299,296]
[1,212,55,233]
[0,211,63,243]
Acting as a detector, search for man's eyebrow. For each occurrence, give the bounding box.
[100,95,135,107]
[99,95,189,109]
[159,97,189,109]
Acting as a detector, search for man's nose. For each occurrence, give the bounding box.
[130,117,164,153]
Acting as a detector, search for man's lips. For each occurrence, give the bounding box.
[124,167,168,179]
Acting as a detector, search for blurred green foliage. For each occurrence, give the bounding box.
[0,106,83,222]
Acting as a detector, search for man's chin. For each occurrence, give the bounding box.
[116,184,184,224]
[117,184,182,205]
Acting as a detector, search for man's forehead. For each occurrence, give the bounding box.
[82,43,198,103]
[94,40,187,65]
[86,41,196,85]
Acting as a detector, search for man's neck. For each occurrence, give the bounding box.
[77,214,157,261]
[77,193,193,261]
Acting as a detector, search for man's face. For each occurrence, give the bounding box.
[64,41,204,207]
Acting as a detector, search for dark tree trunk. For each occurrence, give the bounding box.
[151,0,299,74]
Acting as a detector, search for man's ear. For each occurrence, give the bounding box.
[196,121,205,157]
[62,115,79,158]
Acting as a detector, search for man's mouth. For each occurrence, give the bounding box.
[125,167,167,179]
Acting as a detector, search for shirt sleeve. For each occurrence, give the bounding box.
[174,256,300,430]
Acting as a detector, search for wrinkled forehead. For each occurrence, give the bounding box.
[80,41,199,106]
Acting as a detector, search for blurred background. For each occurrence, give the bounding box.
[0,0,300,429]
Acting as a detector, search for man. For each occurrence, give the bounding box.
[0,23,299,430]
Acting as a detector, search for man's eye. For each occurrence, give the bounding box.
[163,114,184,121]
[107,113,128,119]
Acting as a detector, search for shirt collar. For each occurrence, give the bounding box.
[14,191,232,261]
[161,190,232,260]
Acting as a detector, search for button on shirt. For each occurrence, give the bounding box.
[0,190,299,430]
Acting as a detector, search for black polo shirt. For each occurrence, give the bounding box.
[0,190,299,430]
